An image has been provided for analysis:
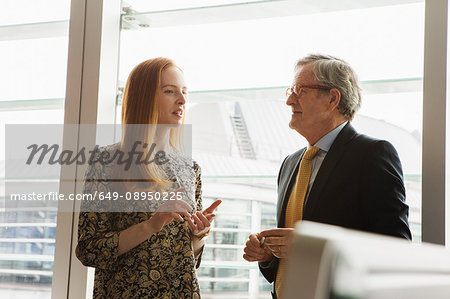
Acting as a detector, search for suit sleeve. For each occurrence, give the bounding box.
[360,140,412,240]
[258,155,289,283]
[259,257,279,284]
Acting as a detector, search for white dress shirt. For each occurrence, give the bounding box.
[304,121,348,204]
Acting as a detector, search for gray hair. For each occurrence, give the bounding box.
[296,54,362,120]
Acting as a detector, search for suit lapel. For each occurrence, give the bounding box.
[277,148,306,227]
[303,123,358,219]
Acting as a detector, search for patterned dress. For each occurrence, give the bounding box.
[76,144,203,298]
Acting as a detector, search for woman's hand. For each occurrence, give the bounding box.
[185,199,222,238]
[118,198,193,256]
[146,199,193,233]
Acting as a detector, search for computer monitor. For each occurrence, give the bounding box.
[283,221,450,299]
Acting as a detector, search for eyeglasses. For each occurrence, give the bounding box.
[286,84,331,98]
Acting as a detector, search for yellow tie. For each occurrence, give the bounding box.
[275,146,320,298]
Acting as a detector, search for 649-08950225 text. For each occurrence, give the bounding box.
[9,191,184,201]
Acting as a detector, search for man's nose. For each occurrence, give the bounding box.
[286,94,296,106]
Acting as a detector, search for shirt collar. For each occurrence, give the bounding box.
[309,121,348,152]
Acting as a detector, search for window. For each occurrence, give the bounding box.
[9,0,450,298]
[110,1,425,297]
[0,0,70,298]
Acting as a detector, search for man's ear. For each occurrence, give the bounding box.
[328,88,341,110]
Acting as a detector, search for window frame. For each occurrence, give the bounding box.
[53,0,449,298]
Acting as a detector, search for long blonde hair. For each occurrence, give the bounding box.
[118,57,185,192]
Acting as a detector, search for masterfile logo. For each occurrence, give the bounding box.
[4,124,194,213]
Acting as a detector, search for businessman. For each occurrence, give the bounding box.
[243,54,411,298]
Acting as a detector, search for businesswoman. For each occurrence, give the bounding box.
[76,57,221,298]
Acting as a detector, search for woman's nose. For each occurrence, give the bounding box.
[177,91,187,105]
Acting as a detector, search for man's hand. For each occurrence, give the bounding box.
[243,233,272,262]
[259,228,295,259]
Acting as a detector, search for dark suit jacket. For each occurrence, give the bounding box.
[259,122,412,285]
